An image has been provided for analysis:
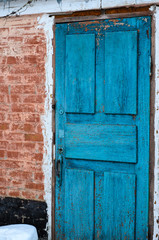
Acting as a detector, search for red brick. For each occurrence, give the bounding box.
[25,114,40,123]
[8,142,23,151]
[34,172,44,181]
[9,171,32,180]
[19,152,32,161]
[32,153,43,161]
[0,95,6,103]
[37,44,46,54]
[22,142,36,152]
[36,63,45,73]
[4,132,24,141]
[0,113,5,121]
[24,56,38,64]
[21,45,37,55]
[0,123,9,130]
[7,56,18,64]
[0,131,3,138]
[36,124,42,133]
[10,95,22,103]
[7,75,22,83]
[11,85,24,94]
[0,85,8,94]
[11,123,35,132]
[24,161,42,172]
[23,95,44,103]
[0,177,6,185]
[12,103,36,113]
[21,190,43,201]
[3,160,24,169]
[0,150,5,158]
[0,76,4,84]
[25,182,44,191]
[23,123,34,132]
[7,151,19,159]
[36,143,44,152]
[0,141,8,149]
[23,85,36,94]
[0,104,10,112]
[7,113,24,122]
[24,74,45,84]
[8,37,23,42]
[37,104,45,113]
[25,133,43,142]
[10,65,36,75]
[8,190,20,198]
[0,187,7,196]
[24,36,45,45]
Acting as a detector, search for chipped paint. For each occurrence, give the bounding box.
[153,7,159,240]
[37,14,54,240]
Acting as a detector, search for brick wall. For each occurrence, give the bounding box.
[0,15,47,202]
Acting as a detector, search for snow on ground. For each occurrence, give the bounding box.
[0,224,38,240]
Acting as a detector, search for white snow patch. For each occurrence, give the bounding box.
[0,224,38,240]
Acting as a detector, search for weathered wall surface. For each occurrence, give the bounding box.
[0,14,46,201]
[0,14,54,239]
[154,7,159,239]
[0,0,159,17]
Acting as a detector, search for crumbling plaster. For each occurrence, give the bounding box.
[1,0,159,17]
[37,14,54,240]
[153,6,159,239]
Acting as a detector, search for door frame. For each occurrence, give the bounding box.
[52,8,156,239]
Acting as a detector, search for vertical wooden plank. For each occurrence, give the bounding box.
[66,34,95,113]
[135,17,151,239]
[105,31,137,115]
[55,23,68,239]
[104,172,136,239]
[65,169,94,239]
[94,173,104,240]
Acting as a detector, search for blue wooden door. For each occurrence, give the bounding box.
[55,17,151,239]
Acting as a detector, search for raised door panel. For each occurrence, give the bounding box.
[105,31,137,115]
[65,169,94,239]
[65,34,95,114]
[104,172,136,239]
[65,123,137,163]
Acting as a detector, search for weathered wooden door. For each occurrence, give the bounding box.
[55,17,151,239]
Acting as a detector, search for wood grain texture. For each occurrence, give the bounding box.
[65,124,137,163]
[65,169,94,239]
[66,34,95,113]
[55,17,151,239]
[104,172,136,239]
[105,31,137,115]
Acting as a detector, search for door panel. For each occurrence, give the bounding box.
[55,17,151,239]
[104,172,136,239]
[105,31,137,115]
[65,169,94,239]
[65,124,137,163]
[65,34,95,114]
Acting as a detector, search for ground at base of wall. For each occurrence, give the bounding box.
[0,197,48,239]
